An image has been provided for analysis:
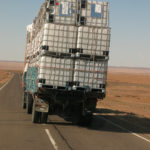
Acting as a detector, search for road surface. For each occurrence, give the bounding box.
[0,74,150,150]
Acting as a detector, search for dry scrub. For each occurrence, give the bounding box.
[97,72,150,118]
[0,70,13,88]
[97,70,150,133]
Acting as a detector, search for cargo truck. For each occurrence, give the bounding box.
[22,0,111,125]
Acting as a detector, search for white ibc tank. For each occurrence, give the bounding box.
[46,0,77,25]
[41,23,77,53]
[78,0,109,27]
[77,26,111,56]
[74,59,108,89]
[38,56,73,87]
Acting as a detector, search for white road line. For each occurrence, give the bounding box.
[96,115,150,143]
[0,74,14,91]
[45,129,59,150]
[132,133,150,143]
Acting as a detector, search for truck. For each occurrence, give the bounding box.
[22,0,111,125]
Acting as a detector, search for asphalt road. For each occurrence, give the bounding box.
[0,74,150,150]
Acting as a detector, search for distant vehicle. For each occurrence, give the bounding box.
[22,0,111,125]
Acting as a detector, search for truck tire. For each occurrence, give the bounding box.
[71,105,82,125]
[79,113,93,126]
[32,103,40,123]
[22,92,26,109]
[40,112,48,124]
[71,104,93,126]
[27,94,33,114]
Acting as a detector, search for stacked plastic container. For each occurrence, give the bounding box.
[25,0,111,93]
[73,0,111,91]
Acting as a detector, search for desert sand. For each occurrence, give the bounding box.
[97,67,150,132]
[0,61,23,87]
[98,68,150,118]
[0,61,24,71]
[0,70,13,87]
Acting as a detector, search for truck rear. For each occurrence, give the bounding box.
[23,0,111,125]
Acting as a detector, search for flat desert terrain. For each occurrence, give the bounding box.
[0,61,23,87]
[0,70,13,87]
[97,67,150,132]
[0,61,23,71]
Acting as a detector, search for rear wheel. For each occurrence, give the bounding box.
[32,102,40,123]
[79,113,93,126]
[71,105,82,124]
[22,92,26,109]
[40,112,48,124]
[27,94,33,114]
[71,103,93,126]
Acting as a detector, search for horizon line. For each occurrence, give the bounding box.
[0,60,150,70]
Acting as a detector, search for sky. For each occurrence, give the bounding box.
[0,0,150,68]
